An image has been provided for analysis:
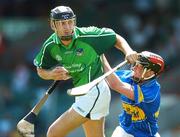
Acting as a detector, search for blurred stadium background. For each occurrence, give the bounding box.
[0,0,180,137]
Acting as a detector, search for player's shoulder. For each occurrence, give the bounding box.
[42,33,56,49]
[115,70,132,82]
[140,79,160,103]
[75,26,115,37]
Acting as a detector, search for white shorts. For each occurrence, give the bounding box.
[72,80,111,120]
[111,126,161,137]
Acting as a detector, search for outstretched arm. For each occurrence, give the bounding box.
[101,54,134,100]
[115,34,138,64]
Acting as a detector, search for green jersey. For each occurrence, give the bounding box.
[34,26,116,87]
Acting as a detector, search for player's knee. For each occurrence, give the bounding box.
[47,126,54,137]
[47,124,67,137]
[47,126,58,137]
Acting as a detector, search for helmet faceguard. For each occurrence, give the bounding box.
[133,51,164,83]
[50,6,76,41]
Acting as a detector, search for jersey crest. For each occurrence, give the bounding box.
[76,48,84,56]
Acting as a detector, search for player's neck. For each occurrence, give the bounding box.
[61,39,72,46]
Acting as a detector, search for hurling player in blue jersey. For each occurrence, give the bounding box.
[102,51,164,137]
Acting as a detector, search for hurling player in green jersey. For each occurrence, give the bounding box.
[33,6,138,137]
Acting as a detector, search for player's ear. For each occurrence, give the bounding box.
[50,20,56,31]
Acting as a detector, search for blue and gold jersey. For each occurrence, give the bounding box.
[116,70,160,137]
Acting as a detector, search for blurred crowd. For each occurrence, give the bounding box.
[0,0,180,137]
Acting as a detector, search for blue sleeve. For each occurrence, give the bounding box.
[115,70,132,82]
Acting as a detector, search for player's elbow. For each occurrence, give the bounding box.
[111,84,122,93]
[107,80,120,91]
[37,68,50,80]
[106,75,123,90]
[37,68,44,78]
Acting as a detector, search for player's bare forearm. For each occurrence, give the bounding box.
[115,34,138,64]
[101,54,112,72]
[115,34,132,55]
[37,68,52,80]
[101,55,134,100]
[101,55,124,89]
[107,73,134,100]
[37,67,71,81]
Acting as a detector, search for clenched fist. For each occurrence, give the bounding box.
[51,66,71,80]
[125,51,138,64]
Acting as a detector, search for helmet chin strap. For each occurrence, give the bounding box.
[133,68,155,83]
[143,74,155,80]
[141,68,147,80]
[133,68,147,83]
[60,35,73,41]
